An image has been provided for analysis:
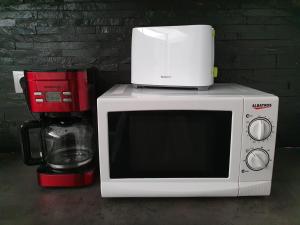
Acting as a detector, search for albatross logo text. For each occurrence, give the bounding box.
[252,103,272,110]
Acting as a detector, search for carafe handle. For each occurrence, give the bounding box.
[20,120,42,165]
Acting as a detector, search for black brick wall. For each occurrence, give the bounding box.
[1,0,300,151]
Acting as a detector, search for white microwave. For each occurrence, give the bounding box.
[97,83,279,197]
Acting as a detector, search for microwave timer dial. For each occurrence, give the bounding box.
[246,149,270,171]
[248,118,272,141]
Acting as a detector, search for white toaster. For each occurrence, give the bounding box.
[131,25,216,90]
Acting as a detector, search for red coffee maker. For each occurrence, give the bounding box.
[19,70,96,187]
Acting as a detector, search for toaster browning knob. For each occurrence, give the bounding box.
[248,118,272,141]
[246,149,270,171]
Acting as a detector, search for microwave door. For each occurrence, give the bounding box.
[108,110,232,179]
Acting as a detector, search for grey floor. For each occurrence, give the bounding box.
[0,148,299,225]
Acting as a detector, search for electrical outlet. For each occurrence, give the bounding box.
[13,71,24,93]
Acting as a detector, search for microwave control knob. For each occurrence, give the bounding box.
[248,118,272,141]
[246,149,269,171]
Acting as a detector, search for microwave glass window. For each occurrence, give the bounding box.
[108,110,232,179]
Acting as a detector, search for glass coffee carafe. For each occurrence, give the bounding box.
[20,115,94,170]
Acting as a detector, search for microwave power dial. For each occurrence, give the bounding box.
[248,118,272,141]
[246,149,269,171]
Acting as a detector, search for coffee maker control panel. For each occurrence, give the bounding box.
[26,71,89,112]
